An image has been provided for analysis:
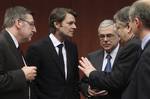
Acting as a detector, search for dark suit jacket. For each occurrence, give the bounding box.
[26,36,80,99]
[122,40,150,99]
[0,30,28,99]
[80,46,122,99]
[87,38,141,98]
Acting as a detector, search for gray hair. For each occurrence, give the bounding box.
[3,6,32,28]
[114,6,130,26]
[98,19,119,36]
[99,19,114,28]
[129,0,150,28]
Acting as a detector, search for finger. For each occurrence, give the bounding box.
[88,89,96,96]
[88,87,97,94]
[81,57,90,67]
[88,91,94,96]
[31,66,37,70]
[79,60,87,68]
[84,57,93,66]
[78,65,85,72]
[96,92,108,96]
[33,73,37,77]
[95,90,108,96]
[102,92,108,95]
[81,57,93,68]
[32,70,37,74]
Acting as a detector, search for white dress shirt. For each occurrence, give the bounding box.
[49,33,67,79]
[141,33,150,50]
[102,44,120,71]
[6,28,19,48]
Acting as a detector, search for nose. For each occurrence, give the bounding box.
[104,36,108,41]
[32,26,37,33]
[72,24,76,29]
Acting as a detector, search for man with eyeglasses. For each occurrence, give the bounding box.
[0,6,37,99]
[80,19,121,99]
[19,18,35,28]
[79,6,141,99]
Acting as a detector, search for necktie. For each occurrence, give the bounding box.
[104,54,112,72]
[17,46,22,55]
[57,44,64,66]
[57,44,67,79]
[17,46,24,65]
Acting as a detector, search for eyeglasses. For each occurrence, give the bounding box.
[99,34,115,40]
[19,18,35,27]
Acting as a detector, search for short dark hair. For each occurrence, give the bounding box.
[3,6,32,28]
[48,8,77,33]
[129,1,150,28]
[114,6,130,26]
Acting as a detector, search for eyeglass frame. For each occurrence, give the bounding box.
[98,33,116,40]
[19,18,35,27]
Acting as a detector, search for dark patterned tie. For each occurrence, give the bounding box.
[104,54,112,72]
[57,44,65,68]
[17,46,24,65]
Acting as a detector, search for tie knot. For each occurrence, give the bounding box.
[106,54,112,60]
[17,46,22,52]
[17,45,24,56]
[17,45,20,50]
[57,44,64,49]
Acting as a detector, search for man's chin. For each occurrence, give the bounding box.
[64,34,74,38]
[28,38,32,42]
[104,48,112,52]
[25,38,32,42]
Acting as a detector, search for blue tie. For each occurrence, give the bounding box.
[104,54,112,72]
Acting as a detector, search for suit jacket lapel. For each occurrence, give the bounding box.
[143,40,150,51]
[46,37,65,78]
[95,51,104,71]
[88,50,104,71]
[64,40,72,80]
[112,46,122,70]
[3,31,24,67]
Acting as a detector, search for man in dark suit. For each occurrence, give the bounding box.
[0,6,37,99]
[80,20,121,99]
[26,8,80,99]
[78,6,141,98]
[122,1,150,99]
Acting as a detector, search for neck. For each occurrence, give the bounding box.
[6,27,22,44]
[140,29,150,40]
[53,31,65,42]
[128,32,135,41]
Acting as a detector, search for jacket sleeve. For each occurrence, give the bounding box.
[88,41,140,91]
[79,55,93,97]
[0,47,27,93]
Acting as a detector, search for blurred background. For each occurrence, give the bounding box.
[0,0,135,98]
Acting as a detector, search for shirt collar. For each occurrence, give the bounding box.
[141,33,150,50]
[5,28,19,48]
[49,33,64,47]
[104,43,120,58]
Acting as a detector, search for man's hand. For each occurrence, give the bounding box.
[78,57,96,77]
[88,86,108,97]
[22,66,37,80]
